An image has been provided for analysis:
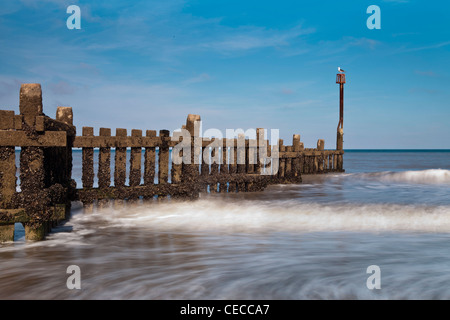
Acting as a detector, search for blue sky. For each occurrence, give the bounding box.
[0,0,449,148]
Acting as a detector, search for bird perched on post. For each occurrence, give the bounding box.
[338,67,346,73]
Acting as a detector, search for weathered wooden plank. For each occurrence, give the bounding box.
[0,131,66,147]
[35,116,45,132]
[292,134,301,179]
[201,144,209,177]
[76,184,198,201]
[73,136,162,148]
[44,116,76,136]
[221,146,229,174]
[317,139,325,151]
[0,146,16,208]
[56,107,73,126]
[246,139,256,174]
[0,110,15,130]
[0,225,14,241]
[0,208,27,224]
[278,150,339,158]
[98,128,111,188]
[255,128,264,175]
[20,84,43,127]
[230,140,237,174]
[114,128,127,187]
[278,140,286,179]
[237,135,246,191]
[144,130,156,185]
[171,134,183,185]
[285,146,292,177]
[14,115,22,130]
[129,129,142,187]
[73,136,163,148]
[82,127,94,189]
[158,130,170,184]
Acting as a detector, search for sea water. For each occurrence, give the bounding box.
[0,150,449,299]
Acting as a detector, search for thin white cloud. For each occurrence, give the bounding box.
[382,0,409,3]
[183,73,211,85]
[414,70,438,77]
[199,25,315,53]
[48,81,76,95]
[401,41,450,53]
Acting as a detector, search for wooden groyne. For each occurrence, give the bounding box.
[0,84,344,241]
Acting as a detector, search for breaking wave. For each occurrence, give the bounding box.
[351,169,450,185]
[70,198,450,234]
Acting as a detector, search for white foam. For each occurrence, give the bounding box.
[353,169,450,185]
[85,199,450,234]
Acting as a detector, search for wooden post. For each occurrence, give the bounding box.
[285,146,292,180]
[98,128,111,189]
[0,224,15,242]
[114,128,127,187]
[0,118,16,209]
[247,139,255,174]
[19,84,43,128]
[201,142,210,177]
[337,152,344,171]
[317,139,325,151]
[55,107,74,182]
[237,135,246,174]
[337,128,343,151]
[278,139,285,180]
[0,111,16,241]
[55,106,75,219]
[333,153,337,171]
[210,141,219,193]
[19,84,47,240]
[237,134,246,191]
[221,145,229,174]
[229,138,237,175]
[171,134,183,185]
[218,144,227,192]
[82,127,94,189]
[317,139,325,172]
[255,128,264,175]
[129,129,142,187]
[246,139,256,191]
[144,130,156,185]
[292,134,301,181]
[158,130,170,184]
[181,115,200,198]
[265,139,271,175]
